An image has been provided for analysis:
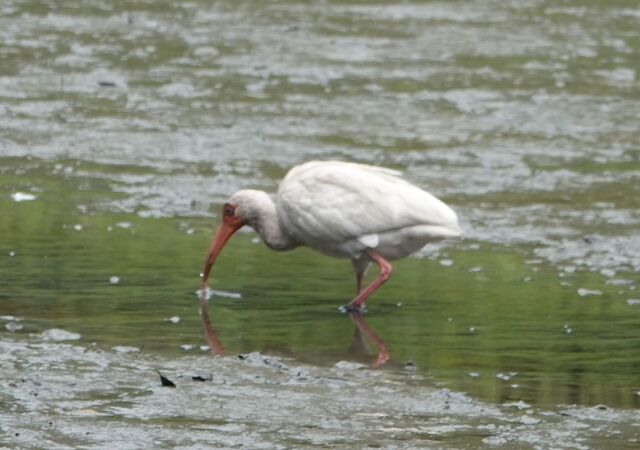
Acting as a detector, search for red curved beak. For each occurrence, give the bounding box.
[200,219,244,287]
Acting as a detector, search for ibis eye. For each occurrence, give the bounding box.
[223,204,234,217]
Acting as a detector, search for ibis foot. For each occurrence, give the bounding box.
[338,304,368,314]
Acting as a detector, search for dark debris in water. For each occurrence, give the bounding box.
[157,371,176,388]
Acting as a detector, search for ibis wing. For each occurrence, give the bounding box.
[276,161,459,246]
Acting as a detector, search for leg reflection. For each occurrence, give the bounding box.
[199,292,225,356]
[348,311,390,368]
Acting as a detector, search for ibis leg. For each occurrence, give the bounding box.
[348,250,393,310]
[355,270,364,294]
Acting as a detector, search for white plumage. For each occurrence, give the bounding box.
[201,160,462,310]
[277,161,462,260]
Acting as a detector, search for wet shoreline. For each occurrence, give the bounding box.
[1,336,638,449]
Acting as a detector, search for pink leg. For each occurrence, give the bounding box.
[348,250,393,309]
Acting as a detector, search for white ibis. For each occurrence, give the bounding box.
[200,160,462,310]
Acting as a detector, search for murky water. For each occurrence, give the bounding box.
[1,0,639,447]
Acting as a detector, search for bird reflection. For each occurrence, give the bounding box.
[347,311,390,368]
[198,295,389,368]
[199,294,225,356]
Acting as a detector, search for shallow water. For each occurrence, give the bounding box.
[1,0,639,447]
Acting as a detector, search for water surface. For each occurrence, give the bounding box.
[1,0,639,447]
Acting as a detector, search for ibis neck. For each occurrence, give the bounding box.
[251,195,299,251]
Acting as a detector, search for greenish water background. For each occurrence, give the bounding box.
[1,0,639,418]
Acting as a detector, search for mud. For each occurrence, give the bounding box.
[1,336,638,449]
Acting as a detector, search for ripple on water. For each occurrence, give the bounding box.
[41,329,82,341]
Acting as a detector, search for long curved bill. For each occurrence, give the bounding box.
[200,220,244,287]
